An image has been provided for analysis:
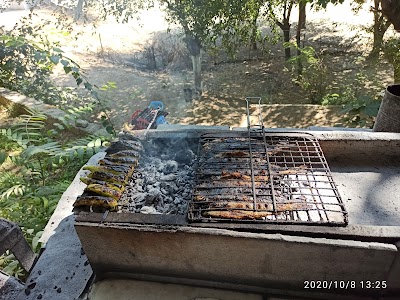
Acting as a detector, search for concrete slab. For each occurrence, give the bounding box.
[75,224,398,294]
[0,271,24,300]
[13,153,106,300]
[329,158,400,226]
[88,279,263,300]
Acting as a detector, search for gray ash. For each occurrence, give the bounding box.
[118,138,197,214]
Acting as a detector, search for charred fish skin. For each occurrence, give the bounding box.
[85,184,122,200]
[88,171,127,185]
[73,196,118,210]
[109,150,141,159]
[106,140,143,154]
[83,165,133,176]
[103,156,139,165]
[202,210,273,220]
[98,158,134,167]
[80,177,123,190]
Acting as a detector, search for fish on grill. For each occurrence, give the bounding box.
[109,150,141,159]
[80,177,124,190]
[202,210,273,220]
[106,140,143,154]
[220,171,251,181]
[209,201,310,211]
[85,184,123,200]
[194,194,254,202]
[98,158,134,167]
[73,196,118,210]
[103,156,139,166]
[83,165,134,177]
[88,171,127,185]
[217,151,248,158]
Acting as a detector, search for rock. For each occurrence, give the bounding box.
[140,206,160,214]
[75,119,89,128]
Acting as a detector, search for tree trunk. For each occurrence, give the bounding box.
[250,7,260,51]
[370,0,390,59]
[283,22,291,60]
[185,35,202,95]
[395,63,400,83]
[277,0,294,61]
[191,54,202,94]
[296,2,306,76]
[74,0,85,21]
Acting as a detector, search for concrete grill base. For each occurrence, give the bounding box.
[75,223,398,297]
[74,129,400,298]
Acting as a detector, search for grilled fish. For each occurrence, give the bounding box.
[80,177,124,190]
[73,196,118,210]
[98,158,133,167]
[220,171,251,181]
[83,165,133,176]
[85,184,122,200]
[88,171,127,185]
[106,140,143,154]
[209,201,310,211]
[103,156,139,165]
[109,150,141,159]
[202,210,273,220]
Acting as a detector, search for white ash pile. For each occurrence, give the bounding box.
[118,137,197,214]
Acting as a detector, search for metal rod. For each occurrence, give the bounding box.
[245,98,259,211]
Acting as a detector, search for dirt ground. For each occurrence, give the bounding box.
[0,1,396,130]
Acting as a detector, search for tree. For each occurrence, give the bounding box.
[296,0,307,74]
[161,0,228,95]
[91,0,246,96]
[273,0,295,60]
[383,38,400,83]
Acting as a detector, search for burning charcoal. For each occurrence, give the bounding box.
[162,160,179,174]
[160,174,177,181]
[173,196,183,205]
[167,182,178,194]
[146,176,157,185]
[174,149,195,165]
[131,193,146,203]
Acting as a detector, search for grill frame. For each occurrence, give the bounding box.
[188,131,348,226]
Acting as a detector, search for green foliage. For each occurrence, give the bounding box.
[286,43,329,104]
[0,17,86,105]
[383,38,400,83]
[0,15,116,136]
[0,109,110,277]
[341,95,381,128]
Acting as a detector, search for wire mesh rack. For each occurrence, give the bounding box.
[188,98,348,225]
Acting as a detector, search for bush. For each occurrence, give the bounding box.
[285,44,330,104]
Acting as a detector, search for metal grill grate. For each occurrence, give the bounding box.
[188,98,348,226]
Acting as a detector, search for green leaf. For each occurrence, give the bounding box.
[84,82,92,90]
[0,152,8,165]
[63,66,72,74]
[94,138,102,147]
[53,47,64,53]
[49,55,60,64]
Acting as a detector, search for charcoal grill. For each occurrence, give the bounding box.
[189,132,347,225]
[189,98,347,226]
